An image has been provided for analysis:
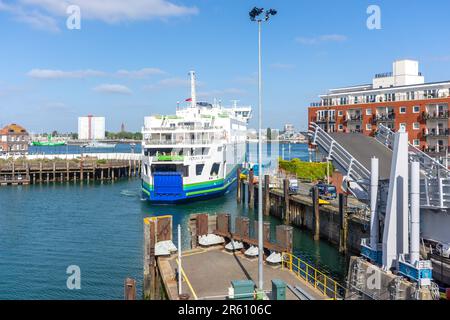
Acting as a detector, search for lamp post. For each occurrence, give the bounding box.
[249,7,277,295]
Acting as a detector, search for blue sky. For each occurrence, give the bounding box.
[1,0,450,133]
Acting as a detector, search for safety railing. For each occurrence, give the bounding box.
[309,122,370,201]
[281,252,346,300]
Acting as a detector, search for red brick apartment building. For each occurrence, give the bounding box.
[308,60,450,161]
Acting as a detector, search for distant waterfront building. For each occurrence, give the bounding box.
[78,116,105,140]
[284,124,295,135]
[308,60,450,160]
[0,123,29,155]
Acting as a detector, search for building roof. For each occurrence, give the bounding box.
[0,123,28,135]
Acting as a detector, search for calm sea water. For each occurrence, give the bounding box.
[0,143,346,300]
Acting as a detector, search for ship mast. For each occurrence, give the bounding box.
[189,71,197,109]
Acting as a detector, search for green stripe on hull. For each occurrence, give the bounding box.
[186,177,236,196]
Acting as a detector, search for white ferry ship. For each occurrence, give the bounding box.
[141,71,252,203]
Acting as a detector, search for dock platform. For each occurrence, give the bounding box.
[159,246,327,300]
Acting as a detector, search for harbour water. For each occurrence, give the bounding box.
[0,143,347,300]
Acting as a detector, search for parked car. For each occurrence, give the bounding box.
[436,242,450,258]
[310,183,337,201]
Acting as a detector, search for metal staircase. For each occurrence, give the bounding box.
[376,124,449,209]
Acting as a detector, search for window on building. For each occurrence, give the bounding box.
[338,111,343,117]
[366,123,372,131]
[210,163,220,176]
[338,124,343,131]
[400,107,407,114]
[366,109,372,116]
[400,123,407,131]
[413,123,420,130]
[413,106,420,113]
[413,140,420,147]
[196,164,204,176]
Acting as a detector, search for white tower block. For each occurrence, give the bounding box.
[189,71,197,109]
[410,162,421,265]
[382,130,410,270]
[370,157,379,251]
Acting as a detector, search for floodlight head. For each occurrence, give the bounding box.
[265,9,277,21]
[249,7,264,21]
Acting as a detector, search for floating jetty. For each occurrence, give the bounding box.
[142,215,346,300]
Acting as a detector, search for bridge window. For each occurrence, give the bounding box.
[196,164,204,176]
[210,163,220,176]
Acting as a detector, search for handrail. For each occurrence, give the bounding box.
[281,252,346,300]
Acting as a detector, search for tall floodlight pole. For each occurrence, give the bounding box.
[249,7,277,295]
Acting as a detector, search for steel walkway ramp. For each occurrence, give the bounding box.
[329,133,392,180]
[309,123,449,210]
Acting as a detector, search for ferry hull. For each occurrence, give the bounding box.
[142,167,238,204]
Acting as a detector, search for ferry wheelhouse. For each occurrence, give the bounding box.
[141,71,252,203]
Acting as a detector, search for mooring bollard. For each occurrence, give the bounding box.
[124,278,136,300]
[264,175,270,216]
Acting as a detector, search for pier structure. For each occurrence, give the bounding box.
[310,121,450,288]
[237,172,369,254]
[0,154,141,186]
[143,215,345,300]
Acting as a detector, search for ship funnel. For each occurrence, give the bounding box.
[189,71,197,108]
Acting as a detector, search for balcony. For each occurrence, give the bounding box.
[373,113,395,124]
[344,114,363,123]
[422,111,449,121]
[424,146,450,156]
[423,128,449,138]
[314,116,336,124]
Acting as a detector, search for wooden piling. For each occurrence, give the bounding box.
[312,186,320,241]
[236,168,242,204]
[248,169,254,209]
[143,217,156,300]
[264,175,270,216]
[124,278,136,300]
[339,193,348,254]
[283,179,290,225]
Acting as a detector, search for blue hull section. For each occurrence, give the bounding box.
[142,166,238,204]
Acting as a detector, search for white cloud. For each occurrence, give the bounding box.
[295,34,348,45]
[27,67,165,79]
[28,68,107,79]
[19,0,198,23]
[93,84,132,95]
[0,0,59,32]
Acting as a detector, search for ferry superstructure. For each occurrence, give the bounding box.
[141,71,252,203]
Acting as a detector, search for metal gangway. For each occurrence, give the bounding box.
[309,122,449,210]
[376,124,450,209]
[309,123,370,201]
